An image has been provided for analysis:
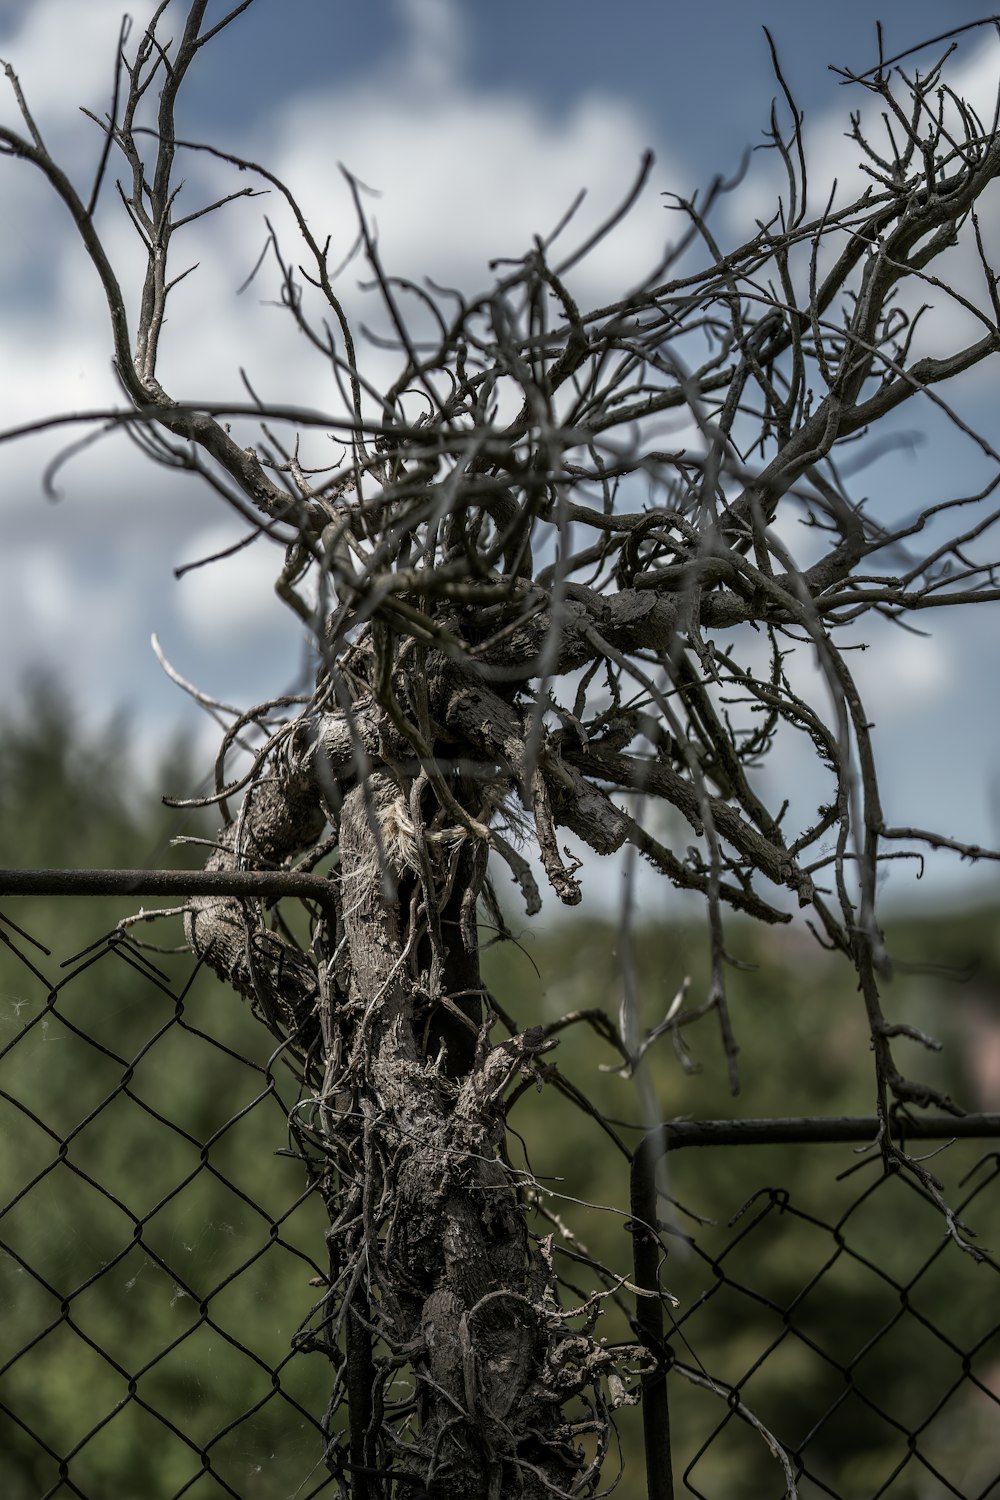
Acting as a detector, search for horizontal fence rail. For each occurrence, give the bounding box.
[0,865,337,908]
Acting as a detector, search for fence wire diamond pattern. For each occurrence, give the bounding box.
[1,901,999,1500]
[0,912,333,1499]
[659,1144,1000,1498]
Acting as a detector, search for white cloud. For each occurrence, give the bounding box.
[2,0,684,443]
[851,623,954,720]
[249,0,679,313]
[0,1,160,130]
[737,610,957,733]
[173,524,290,642]
[4,544,77,632]
[0,0,681,738]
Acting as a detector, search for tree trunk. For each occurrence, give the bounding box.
[184,714,627,1497]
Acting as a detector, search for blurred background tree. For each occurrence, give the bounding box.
[0,681,330,1499]
[2,683,997,1496]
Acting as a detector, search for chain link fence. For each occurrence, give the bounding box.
[640,1127,1000,1499]
[2,888,999,1500]
[0,900,334,1500]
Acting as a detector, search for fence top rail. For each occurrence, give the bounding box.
[0,866,335,907]
[638,1113,1000,1156]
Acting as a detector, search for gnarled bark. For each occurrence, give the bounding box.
[184,703,636,1496]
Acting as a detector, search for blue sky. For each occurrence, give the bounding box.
[187,3,993,170]
[0,0,997,917]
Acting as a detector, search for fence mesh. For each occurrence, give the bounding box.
[0,909,333,1500]
[659,1139,1000,1499]
[2,899,999,1500]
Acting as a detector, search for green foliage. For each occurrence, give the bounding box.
[482,903,1000,1496]
[2,683,998,1497]
[0,683,330,1499]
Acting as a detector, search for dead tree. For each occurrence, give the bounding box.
[3,6,1000,1495]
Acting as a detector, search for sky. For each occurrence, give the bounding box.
[0,0,998,920]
